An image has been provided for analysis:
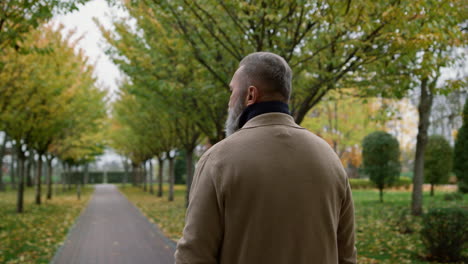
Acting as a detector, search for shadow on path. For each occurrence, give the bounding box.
[52,184,175,264]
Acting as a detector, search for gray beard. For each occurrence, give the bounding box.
[225,99,246,137]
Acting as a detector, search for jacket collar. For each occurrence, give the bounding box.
[238,101,290,129]
[241,112,304,130]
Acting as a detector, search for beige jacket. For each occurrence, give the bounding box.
[175,113,356,264]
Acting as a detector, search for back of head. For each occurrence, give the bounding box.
[239,52,292,102]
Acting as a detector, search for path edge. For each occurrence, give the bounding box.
[116,185,178,250]
[49,186,96,264]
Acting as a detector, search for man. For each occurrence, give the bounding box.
[175,52,357,264]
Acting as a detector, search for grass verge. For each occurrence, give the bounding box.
[0,185,92,264]
[120,184,467,264]
[119,184,186,241]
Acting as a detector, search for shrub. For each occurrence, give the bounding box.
[349,178,373,189]
[424,135,453,196]
[459,181,468,193]
[393,177,412,190]
[362,131,401,202]
[421,207,468,262]
[443,192,464,201]
[349,177,411,190]
[454,98,468,193]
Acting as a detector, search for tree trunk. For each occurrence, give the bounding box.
[16,146,25,213]
[83,164,89,186]
[143,162,147,192]
[430,184,434,196]
[10,146,16,189]
[42,160,46,184]
[0,134,8,191]
[157,157,164,197]
[123,159,129,187]
[76,166,81,200]
[26,154,33,187]
[138,165,142,188]
[46,157,53,200]
[411,78,434,216]
[131,163,137,186]
[168,153,175,202]
[149,159,154,194]
[61,163,66,192]
[138,165,142,187]
[379,188,384,203]
[67,165,72,191]
[185,148,195,208]
[293,90,328,125]
[35,154,42,205]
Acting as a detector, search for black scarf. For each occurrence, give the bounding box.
[238,101,291,129]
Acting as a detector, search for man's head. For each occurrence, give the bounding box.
[225,52,293,136]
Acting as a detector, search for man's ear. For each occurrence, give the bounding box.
[246,86,258,106]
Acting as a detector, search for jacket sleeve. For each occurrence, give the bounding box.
[175,153,224,264]
[337,177,357,264]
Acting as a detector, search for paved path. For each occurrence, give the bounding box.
[52,184,176,264]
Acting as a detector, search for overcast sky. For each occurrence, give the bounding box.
[54,0,124,98]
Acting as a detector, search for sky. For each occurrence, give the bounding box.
[54,0,123,98]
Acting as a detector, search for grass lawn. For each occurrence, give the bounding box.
[119,184,186,241]
[353,190,467,263]
[120,184,468,264]
[0,185,92,264]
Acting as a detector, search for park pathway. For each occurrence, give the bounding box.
[52,184,176,264]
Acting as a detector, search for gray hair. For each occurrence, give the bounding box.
[239,52,292,101]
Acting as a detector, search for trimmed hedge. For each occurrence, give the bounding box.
[443,192,464,201]
[62,172,84,184]
[88,172,104,184]
[349,178,373,189]
[421,207,468,262]
[61,172,101,184]
[350,177,412,190]
[107,172,126,183]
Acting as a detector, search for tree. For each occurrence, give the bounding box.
[454,98,468,193]
[26,24,99,205]
[138,0,464,125]
[110,82,178,196]
[362,131,401,202]
[353,1,466,215]
[407,35,466,215]
[0,23,107,209]
[97,2,226,144]
[99,3,205,205]
[0,0,91,51]
[424,135,453,196]
[301,90,386,176]
[101,0,466,211]
[0,28,44,211]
